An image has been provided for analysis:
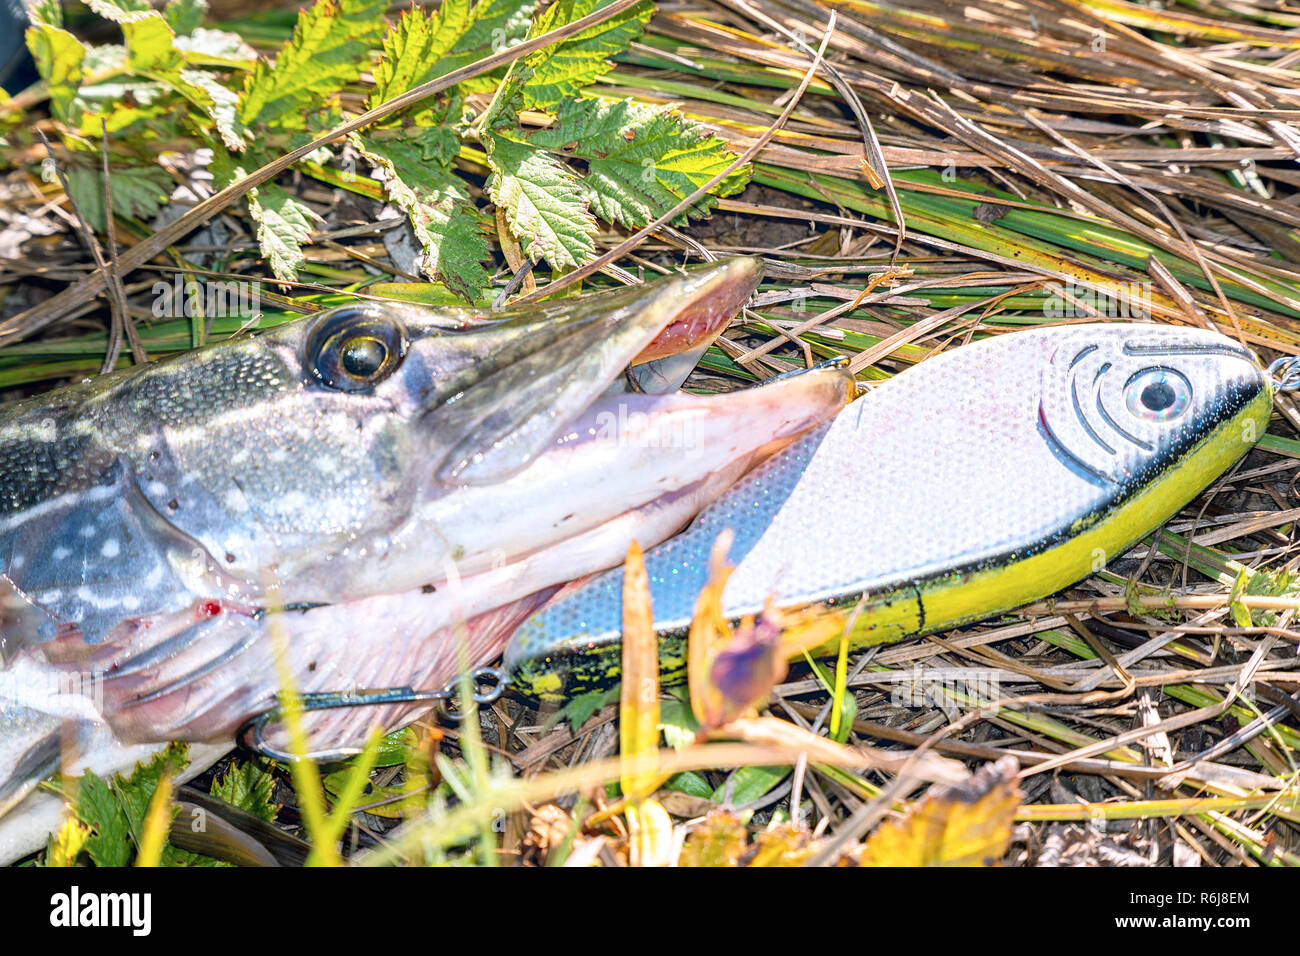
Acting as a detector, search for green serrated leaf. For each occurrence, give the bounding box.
[485,128,595,268]
[180,68,246,148]
[533,97,749,228]
[164,0,207,35]
[77,771,132,867]
[83,42,129,74]
[238,0,388,132]
[432,0,540,95]
[25,24,85,122]
[176,29,259,69]
[123,13,183,74]
[248,181,317,280]
[368,0,472,114]
[523,0,654,111]
[86,0,156,22]
[67,42,171,135]
[45,816,93,867]
[30,0,63,28]
[69,743,191,867]
[111,744,190,849]
[160,844,229,866]
[210,761,280,823]
[64,163,172,232]
[73,100,173,138]
[358,129,491,301]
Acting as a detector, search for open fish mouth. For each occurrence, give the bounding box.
[111,256,857,615]
[412,255,804,486]
[0,257,853,649]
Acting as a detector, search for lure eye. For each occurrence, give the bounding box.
[306,309,407,392]
[1125,367,1191,423]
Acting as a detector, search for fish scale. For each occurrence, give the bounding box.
[504,324,1273,699]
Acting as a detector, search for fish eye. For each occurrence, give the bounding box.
[340,336,388,377]
[1125,367,1191,422]
[306,309,407,392]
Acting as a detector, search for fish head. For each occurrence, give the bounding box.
[111,258,852,610]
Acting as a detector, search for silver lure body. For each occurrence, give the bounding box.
[504,324,1270,696]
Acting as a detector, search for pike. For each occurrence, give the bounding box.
[0,258,849,859]
[0,256,1279,861]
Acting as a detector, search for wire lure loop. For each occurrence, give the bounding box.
[1267,355,1300,392]
[237,666,509,763]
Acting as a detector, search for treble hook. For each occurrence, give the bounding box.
[236,666,509,763]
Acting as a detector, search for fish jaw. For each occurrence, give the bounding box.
[411,256,770,485]
[380,364,856,589]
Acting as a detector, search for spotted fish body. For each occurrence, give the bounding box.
[504,324,1273,699]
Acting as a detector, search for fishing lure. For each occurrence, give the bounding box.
[502,323,1276,699]
[245,319,1280,751]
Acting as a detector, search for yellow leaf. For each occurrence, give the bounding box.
[747,825,816,867]
[47,815,91,868]
[678,811,748,867]
[626,798,675,867]
[678,814,816,866]
[687,530,735,729]
[775,604,855,659]
[134,773,174,868]
[620,540,663,801]
[850,757,1021,866]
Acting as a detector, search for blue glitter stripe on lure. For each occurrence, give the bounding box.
[502,420,832,681]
